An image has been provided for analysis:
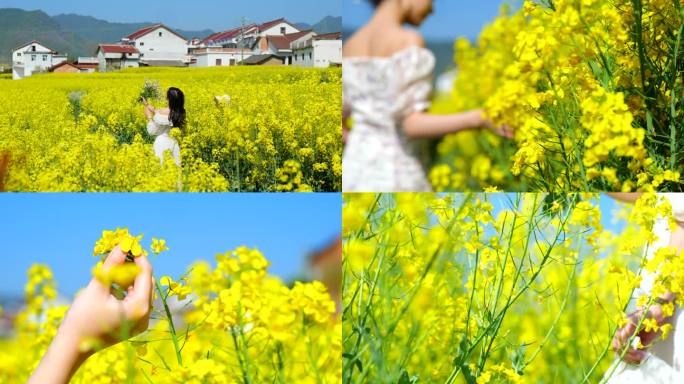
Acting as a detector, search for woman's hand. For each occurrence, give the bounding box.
[67,245,153,346]
[480,114,514,139]
[143,99,155,119]
[28,246,153,384]
[612,300,673,365]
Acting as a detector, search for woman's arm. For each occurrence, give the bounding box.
[607,193,643,204]
[142,99,155,120]
[28,247,152,384]
[402,109,513,139]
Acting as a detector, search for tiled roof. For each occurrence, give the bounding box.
[75,63,98,69]
[201,25,254,45]
[50,62,77,71]
[98,44,140,54]
[192,47,247,55]
[268,30,314,50]
[201,18,300,46]
[125,24,187,41]
[140,59,187,67]
[12,40,57,53]
[258,18,287,31]
[314,32,342,40]
[243,54,281,64]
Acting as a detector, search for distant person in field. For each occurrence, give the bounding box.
[342,0,513,192]
[142,87,185,166]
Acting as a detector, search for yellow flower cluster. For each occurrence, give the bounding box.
[343,193,656,383]
[0,67,341,192]
[93,227,145,257]
[431,1,684,191]
[92,261,141,289]
[0,232,340,383]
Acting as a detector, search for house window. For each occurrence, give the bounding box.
[31,55,36,61]
[16,52,21,57]
[309,52,312,60]
[42,55,48,61]
[229,59,236,66]
[140,42,145,46]
[216,59,222,66]
[31,46,36,52]
[159,32,163,37]
[280,27,286,34]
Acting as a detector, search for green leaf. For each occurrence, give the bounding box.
[398,370,419,384]
[510,343,527,375]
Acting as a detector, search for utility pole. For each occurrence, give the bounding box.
[240,16,247,65]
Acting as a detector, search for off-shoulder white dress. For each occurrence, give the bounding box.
[343,46,435,192]
[605,194,684,383]
[147,113,181,166]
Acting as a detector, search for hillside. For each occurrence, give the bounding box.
[52,14,214,43]
[0,8,340,64]
[0,8,214,63]
[0,8,92,62]
[296,16,341,34]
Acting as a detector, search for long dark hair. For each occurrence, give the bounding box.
[167,87,186,128]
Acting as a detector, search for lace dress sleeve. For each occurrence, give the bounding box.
[147,113,171,136]
[396,47,436,118]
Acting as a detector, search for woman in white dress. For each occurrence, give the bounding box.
[343,0,513,192]
[606,193,684,383]
[142,87,185,166]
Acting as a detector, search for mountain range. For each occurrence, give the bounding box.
[0,8,342,63]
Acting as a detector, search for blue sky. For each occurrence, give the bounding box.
[487,194,626,234]
[343,0,516,41]
[0,193,341,297]
[0,0,340,31]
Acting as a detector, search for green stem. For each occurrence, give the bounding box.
[153,275,183,366]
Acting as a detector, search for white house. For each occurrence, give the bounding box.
[198,18,301,50]
[96,44,140,72]
[200,26,248,48]
[261,30,316,65]
[257,18,301,37]
[74,57,99,73]
[190,47,254,67]
[11,41,67,80]
[292,32,342,68]
[121,24,189,66]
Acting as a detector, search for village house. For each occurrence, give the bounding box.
[292,32,342,68]
[121,24,190,66]
[10,18,342,73]
[201,18,301,49]
[50,60,99,74]
[74,57,99,73]
[259,30,316,65]
[242,54,285,66]
[96,44,140,72]
[193,18,306,66]
[190,47,253,67]
[11,41,67,80]
[50,62,79,73]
